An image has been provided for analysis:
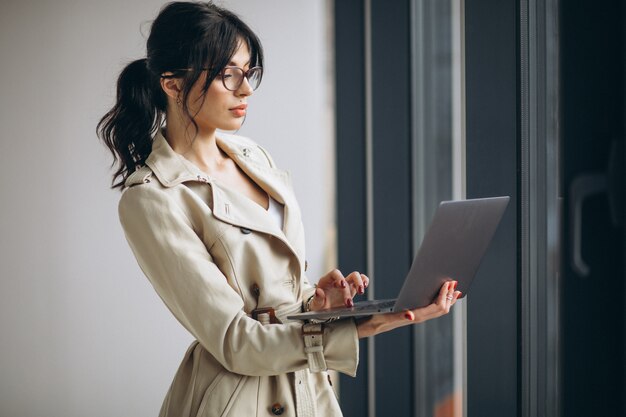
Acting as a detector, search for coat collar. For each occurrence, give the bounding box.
[144,128,304,267]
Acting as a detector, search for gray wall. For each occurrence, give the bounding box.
[0,1,334,416]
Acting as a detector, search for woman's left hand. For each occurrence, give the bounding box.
[356,280,461,338]
[308,269,369,311]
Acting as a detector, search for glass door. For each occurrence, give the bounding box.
[410,1,465,416]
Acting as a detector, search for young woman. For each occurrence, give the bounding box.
[98,2,461,416]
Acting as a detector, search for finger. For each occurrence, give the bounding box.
[342,277,355,307]
[329,269,347,289]
[328,269,353,307]
[436,281,452,305]
[346,271,365,295]
[379,310,417,328]
[310,287,326,310]
[361,274,370,289]
[316,270,334,289]
[450,290,462,306]
[429,281,453,315]
[445,281,456,304]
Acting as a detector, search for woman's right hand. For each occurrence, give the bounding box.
[356,280,461,338]
[308,269,369,311]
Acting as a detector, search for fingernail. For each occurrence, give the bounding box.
[346,299,354,308]
[453,281,458,290]
[358,285,364,294]
[364,281,368,288]
[404,311,415,321]
[458,291,462,297]
[341,281,346,288]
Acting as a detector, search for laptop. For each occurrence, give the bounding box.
[287,196,510,321]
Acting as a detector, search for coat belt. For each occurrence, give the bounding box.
[248,302,303,325]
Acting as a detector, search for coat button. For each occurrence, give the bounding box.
[251,284,260,298]
[240,227,251,234]
[242,147,251,157]
[271,403,284,415]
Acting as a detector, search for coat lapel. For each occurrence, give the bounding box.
[215,135,302,243]
[145,130,305,268]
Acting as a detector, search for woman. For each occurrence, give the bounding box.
[98,2,461,416]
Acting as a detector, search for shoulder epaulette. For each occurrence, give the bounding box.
[220,133,275,168]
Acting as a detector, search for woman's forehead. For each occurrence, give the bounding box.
[228,40,251,67]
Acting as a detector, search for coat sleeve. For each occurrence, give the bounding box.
[118,184,359,377]
[300,274,317,310]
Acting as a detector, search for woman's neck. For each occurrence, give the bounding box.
[164,115,228,174]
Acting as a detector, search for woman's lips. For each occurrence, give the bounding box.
[230,104,247,117]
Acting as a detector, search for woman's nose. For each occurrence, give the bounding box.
[236,77,254,97]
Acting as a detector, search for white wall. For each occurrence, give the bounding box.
[0,1,334,416]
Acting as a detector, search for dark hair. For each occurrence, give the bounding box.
[97,1,263,190]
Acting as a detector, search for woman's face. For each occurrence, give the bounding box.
[185,41,254,133]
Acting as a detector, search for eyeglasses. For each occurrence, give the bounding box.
[220,66,263,91]
[161,66,263,91]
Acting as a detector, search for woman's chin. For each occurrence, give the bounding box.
[194,120,244,133]
[219,121,245,132]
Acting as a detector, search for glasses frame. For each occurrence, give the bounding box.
[220,66,263,91]
[160,66,263,92]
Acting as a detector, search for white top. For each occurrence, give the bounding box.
[266,196,285,231]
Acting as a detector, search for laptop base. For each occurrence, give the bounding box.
[287,298,397,321]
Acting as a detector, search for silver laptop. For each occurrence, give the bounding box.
[287,196,510,321]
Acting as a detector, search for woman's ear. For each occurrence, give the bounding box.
[160,73,182,101]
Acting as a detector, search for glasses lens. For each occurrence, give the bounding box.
[221,67,263,91]
[222,67,243,91]
[246,67,263,90]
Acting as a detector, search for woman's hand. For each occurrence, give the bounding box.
[308,269,369,311]
[356,280,461,338]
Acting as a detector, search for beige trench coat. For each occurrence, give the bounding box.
[118,129,359,417]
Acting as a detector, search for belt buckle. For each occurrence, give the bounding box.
[251,307,279,324]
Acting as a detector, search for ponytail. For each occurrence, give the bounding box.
[97,58,166,190]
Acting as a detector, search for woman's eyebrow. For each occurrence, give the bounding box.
[228,60,251,67]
